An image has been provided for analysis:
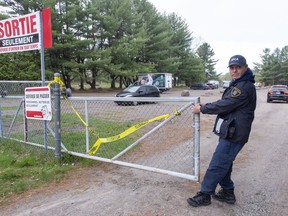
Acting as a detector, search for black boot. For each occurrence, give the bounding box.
[187,192,211,207]
[212,188,236,204]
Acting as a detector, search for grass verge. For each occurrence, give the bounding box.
[0,139,98,206]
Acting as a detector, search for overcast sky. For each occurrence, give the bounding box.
[149,0,288,74]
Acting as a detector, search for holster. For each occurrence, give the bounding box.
[213,116,235,139]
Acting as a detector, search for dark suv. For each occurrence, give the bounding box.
[115,85,160,105]
[267,85,288,103]
[190,83,210,90]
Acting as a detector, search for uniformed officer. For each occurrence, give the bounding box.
[187,55,257,207]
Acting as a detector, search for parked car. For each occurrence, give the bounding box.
[206,83,216,89]
[115,85,160,105]
[190,83,211,90]
[207,80,219,89]
[267,85,288,103]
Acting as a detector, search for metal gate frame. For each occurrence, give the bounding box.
[0,79,201,182]
[60,95,201,181]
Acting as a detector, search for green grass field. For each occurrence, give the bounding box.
[0,139,98,206]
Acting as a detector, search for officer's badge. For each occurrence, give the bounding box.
[231,87,241,97]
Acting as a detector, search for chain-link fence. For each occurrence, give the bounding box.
[0,81,55,157]
[0,80,201,181]
[0,80,49,96]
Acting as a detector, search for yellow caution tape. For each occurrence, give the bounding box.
[47,76,65,90]
[48,76,98,137]
[173,108,181,116]
[88,114,170,155]
[47,76,181,156]
[64,96,98,137]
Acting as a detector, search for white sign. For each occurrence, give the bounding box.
[25,86,52,121]
[0,11,41,53]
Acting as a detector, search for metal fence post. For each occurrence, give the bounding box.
[193,97,201,182]
[0,103,2,138]
[54,73,61,160]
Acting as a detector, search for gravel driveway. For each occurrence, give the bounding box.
[1,88,288,216]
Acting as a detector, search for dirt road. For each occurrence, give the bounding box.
[1,88,288,216]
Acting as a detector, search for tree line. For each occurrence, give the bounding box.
[0,0,220,89]
[0,0,287,88]
[255,47,288,85]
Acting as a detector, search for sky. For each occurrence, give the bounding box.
[148,0,288,74]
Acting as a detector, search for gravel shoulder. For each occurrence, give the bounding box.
[1,88,288,216]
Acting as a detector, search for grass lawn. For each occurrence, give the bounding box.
[0,139,98,206]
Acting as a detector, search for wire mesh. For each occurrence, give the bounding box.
[60,97,199,180]
[0,81,201,181]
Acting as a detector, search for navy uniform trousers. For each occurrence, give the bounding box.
[201,138,244,194]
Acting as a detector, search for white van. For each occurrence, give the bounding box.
[138,73,172,93]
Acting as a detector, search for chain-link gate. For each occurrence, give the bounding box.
[0,80,201,181]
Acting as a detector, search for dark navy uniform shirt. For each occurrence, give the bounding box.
[200,68,257,144]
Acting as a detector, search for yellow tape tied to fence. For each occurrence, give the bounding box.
[48,76,65,90]
[48,76,181,156]
[88,114,170,155]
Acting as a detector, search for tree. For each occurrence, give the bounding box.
[45,0,93,89]
[91,0,155,88]
[0,52,40,80]
[178,54,204,86]
[256,47,288,85]
[197,42,218,81]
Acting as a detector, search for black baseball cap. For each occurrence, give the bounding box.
[228,55,247,67]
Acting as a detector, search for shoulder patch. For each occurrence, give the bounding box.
[231,87,241,97]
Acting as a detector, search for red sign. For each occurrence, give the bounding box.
[42,8,52,48]
[25,87,52,121]
[0,8,52,53]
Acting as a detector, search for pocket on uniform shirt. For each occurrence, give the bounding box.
[213,116,235,139]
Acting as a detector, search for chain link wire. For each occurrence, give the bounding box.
[0,81,200,180]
